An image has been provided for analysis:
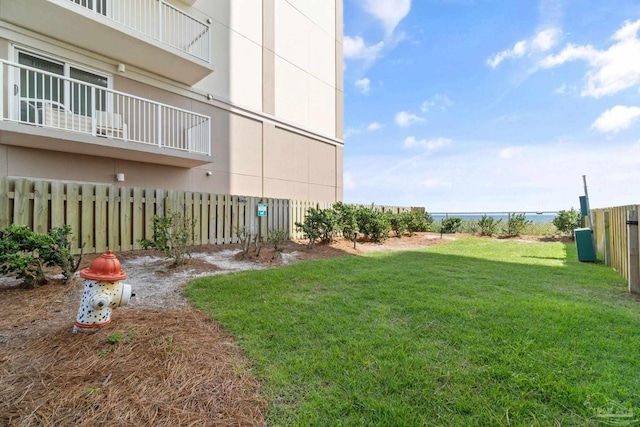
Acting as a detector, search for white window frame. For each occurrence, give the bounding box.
[12,46,114,118]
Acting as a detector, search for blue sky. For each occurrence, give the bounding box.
[342,0,640,212]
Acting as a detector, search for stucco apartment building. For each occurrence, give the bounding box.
[0,0,344,203]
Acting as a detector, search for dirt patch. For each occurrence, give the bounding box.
[0,232,493,425]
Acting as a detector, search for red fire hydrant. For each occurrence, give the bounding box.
[73,251,132,333]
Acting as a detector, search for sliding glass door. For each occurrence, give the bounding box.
[18,52,64,123]
[15,51,109,126]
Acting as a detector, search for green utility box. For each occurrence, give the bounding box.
[579,196,589,216]
[574,227,596,262]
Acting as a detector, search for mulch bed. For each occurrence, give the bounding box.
[0,282,265,426]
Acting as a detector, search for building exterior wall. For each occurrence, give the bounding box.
[0,0,343,203]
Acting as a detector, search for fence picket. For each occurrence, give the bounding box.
[51,182,64,228]
[33,180,49,234]
[0,177,8,229]
[66,182,80,253]
[132,187,144,250]
[231,195,239,244]
[144,188,155,242]
[215,194,224,244]
[156,189,165,218]
[192,192,202,245]
[108,185,119,251]
[95,185,108,253]
[120,187,132,251]
[224,194,231,244]
[206,193,215,244]
[13,178,30,226]
[81,184,95,253]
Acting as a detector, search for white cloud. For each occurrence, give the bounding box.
[554,83,567,94]
[540,44,598,67]
[344,36,385,62]
[355,78,371,94]
[541,19,640,98]
[362,0,412,37]
[592,105,640,133]
[403,136,452,151]
[488,27,562,68]
[422,179,451,190]
[531,27,559,51]
[367,122,382,131]
[498,147,523,159]
[343,128,361,140]
[395,111,424,127]
[421,94,453,113]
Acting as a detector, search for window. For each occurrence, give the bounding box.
[16,50,110,124]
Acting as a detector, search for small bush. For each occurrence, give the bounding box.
[296,207,339,248]
[553,208,582,238]
[234,226,253,256]
[406,211,429,235]
[0,224,80,287]
[424,211,434,228]
[356,206,390,242]
[441,217,462,234]
[387,212,408,238]
[504,213,532,237]
[333,202,358,238]
[478,215,502,237]
[139,211,194,266]
[268,230,289,258]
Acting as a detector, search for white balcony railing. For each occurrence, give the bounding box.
[69,0,211,63]
[0,60,211,156]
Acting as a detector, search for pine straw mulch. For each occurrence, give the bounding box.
[0,282,265,426]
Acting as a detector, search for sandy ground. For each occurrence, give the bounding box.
[72,232,453,310]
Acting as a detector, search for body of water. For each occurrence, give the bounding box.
[432,213,557,223]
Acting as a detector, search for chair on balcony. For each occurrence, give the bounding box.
[42,100,93,133]
[95,110,128,141]
[22,99,127,141]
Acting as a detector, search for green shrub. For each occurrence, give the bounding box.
[387,212,408,238]
[553,208,582,238]
[478,215,502,237]
[424,211,434,228]
[0,224,79,287]
[504,213,532,237]
[295,207,339,248]
[441,217,462,233]
[139,210,194,266]
[315,208,339,243]
[268,230,289,257]
[234,226,253,256]
[333,202,358,238]
[405,211,429,235]
[356,206,390,242]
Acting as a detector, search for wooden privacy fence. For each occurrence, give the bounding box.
[591,204,640,282]
[0,177,337,254]
[1,178,425,255]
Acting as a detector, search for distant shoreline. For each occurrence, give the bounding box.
[432,214,557,224]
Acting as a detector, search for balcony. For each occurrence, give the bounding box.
[0,60,211,167]
[0,0,213,85]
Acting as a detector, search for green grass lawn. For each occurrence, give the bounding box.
[185,238,640,426]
